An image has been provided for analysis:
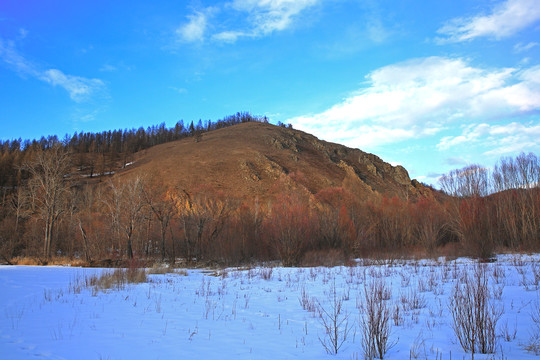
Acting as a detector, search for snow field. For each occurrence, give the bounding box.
[0,254,539,359]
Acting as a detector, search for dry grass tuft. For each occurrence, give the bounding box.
[147,263,173,275]
[86,267,147,293]
[301,249,345,267]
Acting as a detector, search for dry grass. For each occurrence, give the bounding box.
[86,267,147,293]
[11,257,40,265]
[147,263,174,275]
[10,256,90,267]
[301,249,345,267]
[117,122,428,204]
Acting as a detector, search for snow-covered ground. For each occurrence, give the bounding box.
[1,255,539,359]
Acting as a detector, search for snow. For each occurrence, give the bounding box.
[1,255,539,359]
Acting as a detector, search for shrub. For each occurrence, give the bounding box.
[317,280,352,355]
[360,278,393,359]
[449,263,502,354]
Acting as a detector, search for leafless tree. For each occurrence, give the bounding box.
[440,164,494,258]
[71,185,100,262]
[24,145,71,259]
[493,153,540,249]
[106,176,146,259]
[174,188,230,264]
[440,164,490,198]
[143,180,175,262]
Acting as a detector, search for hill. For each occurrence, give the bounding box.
[118,122,432,201]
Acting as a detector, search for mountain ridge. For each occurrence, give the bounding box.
[118,121,433,201]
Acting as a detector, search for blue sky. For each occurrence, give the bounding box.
[1,0,539,186]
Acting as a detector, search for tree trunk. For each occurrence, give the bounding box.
[127,225,134,259]
[78,220,90,262]
[161,225,166,262]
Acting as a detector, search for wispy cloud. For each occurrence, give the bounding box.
[177,0,321,44]
[288,57,540,152]
[438,122,540,155]
[437,0,540,42]
[445,157,468,166]
[99,64,118,72]
[227,0,320,37]
[18,28,28,40]
[514,41,539,53]
[0,38,105,102]
[169,86,187,94]
[40,69,105,102]
[99,62,134,73]
[176,10,210,43]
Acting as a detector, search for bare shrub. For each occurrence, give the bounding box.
[392,302,403,326]
[449,264,503,354]
[400,288,427,311]
[299,286,318,314]
[360,278,393,359]
[524,300,540,355]
[532,300,540,329]
[491,263,506,285]
[409,332,426,359]
[259,267,273,280]
[317,280,352,355]
[500,320,517,342]
[399,271,411,288]
[532,263,540,289]
[522,333,540,355]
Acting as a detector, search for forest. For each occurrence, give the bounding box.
[0,113,539,266]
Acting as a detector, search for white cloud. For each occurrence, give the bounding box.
[40,69,105,102]
[0,38,37,76]
[288,57,540,151]
[211,30,248,43]
[99,64,117,72]
[169,86,187,94]
[366,17,389,44]
[176,11,209,43]
[438,122,540,155]
[229,0,320,36]
[437,0,540,42]
[18,28,28,39]
[0,38,105,102]
[180,0,321,43]
[514,41,539,53]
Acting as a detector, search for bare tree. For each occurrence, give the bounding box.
[440,164,490,198]
[266,192,313,267]
[24,145,71,259]
[439,164,493,258]
[174,188,230,264]
[72,185,100,262]
[143,179,175,262]
[106,176,146,259]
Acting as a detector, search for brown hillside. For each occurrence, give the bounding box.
[117,122,431,201]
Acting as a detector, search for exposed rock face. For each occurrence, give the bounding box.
[124,122,431,201]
